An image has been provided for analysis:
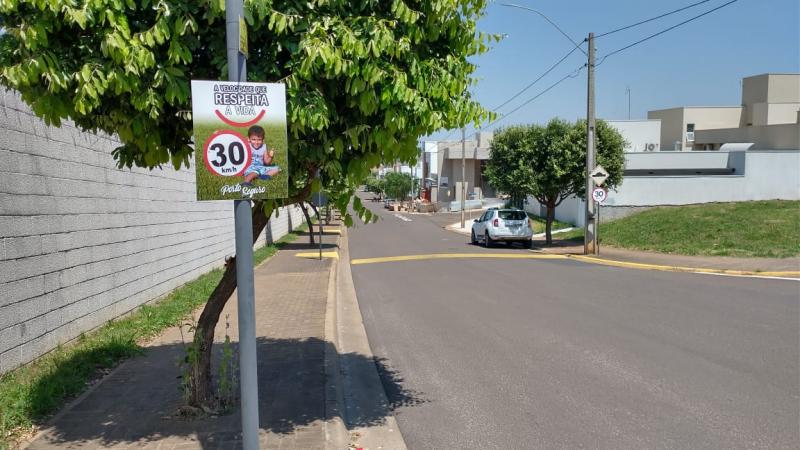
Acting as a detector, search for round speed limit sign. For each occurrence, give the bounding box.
[592,187,608,203]
[202,130,252,177]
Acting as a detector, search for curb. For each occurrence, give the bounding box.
[335,226,408,450]
[566,254,800,280]
[324,238,350,449]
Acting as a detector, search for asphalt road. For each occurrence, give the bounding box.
[348,194,799,449]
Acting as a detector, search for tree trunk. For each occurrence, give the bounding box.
[545,200,556,245]
[186,167,315,407]
[188,201,272,407]
[299,202,314,245]
[309,202,319,225]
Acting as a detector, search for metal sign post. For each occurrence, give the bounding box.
[225,1,259,448]
[591,186,607,257]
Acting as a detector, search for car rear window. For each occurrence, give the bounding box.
[498,210,527,220]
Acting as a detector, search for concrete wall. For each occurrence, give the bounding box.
[0,90,309,374]
[527,150,800,227]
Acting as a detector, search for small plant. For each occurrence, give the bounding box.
[177,318,199,406]
[216,315,238,412]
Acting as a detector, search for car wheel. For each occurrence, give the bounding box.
[471,230,478,245]
[485,232,494,248]
[524,239,533,249]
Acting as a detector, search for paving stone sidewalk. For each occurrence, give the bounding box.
[24,221,343,450]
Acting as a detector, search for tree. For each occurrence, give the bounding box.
[0,0,495,407]
[383,171,412,204]
[364,175,385,200]
[485,119,625,244]
[483,125,535,209]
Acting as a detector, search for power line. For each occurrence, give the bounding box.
[596,0,714,38]
[484,64,587,130]
[597,0,739,66]
[491,42,585,112]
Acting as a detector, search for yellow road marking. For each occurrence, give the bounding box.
[350,253,567,265]
[296,251,339,259]
[567,255,800,278]
[348,251,800,279]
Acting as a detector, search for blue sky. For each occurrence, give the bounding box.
[428,0,800,140]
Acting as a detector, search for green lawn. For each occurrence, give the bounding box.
[555,200,800,258]
[526,213,573,234]
[0,224,311,449]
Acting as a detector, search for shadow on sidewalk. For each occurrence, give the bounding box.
[30,337,425,449]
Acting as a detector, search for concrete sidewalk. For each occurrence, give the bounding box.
[22,217,400,450]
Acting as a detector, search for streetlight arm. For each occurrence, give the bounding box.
[500,3,588,56]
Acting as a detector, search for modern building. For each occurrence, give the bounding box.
[648,73,800,151]
[426,131,496,205]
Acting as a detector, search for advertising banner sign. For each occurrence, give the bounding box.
[191,80,288,200]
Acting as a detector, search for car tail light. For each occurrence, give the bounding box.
[493,218,499,227]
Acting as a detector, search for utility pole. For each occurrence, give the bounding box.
[225,0,260,447]
[460,127,466,228]
[626,86,631,120]
[584,32,597,255]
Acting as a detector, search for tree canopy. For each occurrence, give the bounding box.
[0,0,495,223]
[0,0,498,406]
[383,171,412,201]
[485,119,626,243]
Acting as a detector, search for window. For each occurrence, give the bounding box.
[498,210,527,220]
[686,123,695,132]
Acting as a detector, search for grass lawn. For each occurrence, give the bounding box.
[526,213,573,234]
[0,222,312,449]
[554,200,800,258]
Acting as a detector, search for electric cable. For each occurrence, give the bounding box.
[485,64,587,130]
[596,0,714,38]
[492,42,585,112]
[596,0,739,66]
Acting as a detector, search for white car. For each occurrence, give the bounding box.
[471,208,533,248]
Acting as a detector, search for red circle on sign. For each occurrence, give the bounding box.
[214,108,267,127]
[202,130,252,177]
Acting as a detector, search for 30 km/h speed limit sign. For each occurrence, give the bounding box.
[203,130,252,177]
[592,187,608,203]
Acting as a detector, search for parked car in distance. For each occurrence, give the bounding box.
[471,208,533,248]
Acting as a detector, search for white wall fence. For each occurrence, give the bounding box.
[527,150,800,227]
[0,90,308,374]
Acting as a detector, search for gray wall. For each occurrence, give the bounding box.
[0,90,308,374]
[527,150,800,227]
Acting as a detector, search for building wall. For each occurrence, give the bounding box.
[741,74,800,126]
[606,120,661,152]
[648,108,685,150]
[527,150,800,226]
[766,74,800,104]
[695,123,800,150]
[0,90,308,374]
[649,107,744,150]
[742,74,770,105]
[765,103,800,125]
